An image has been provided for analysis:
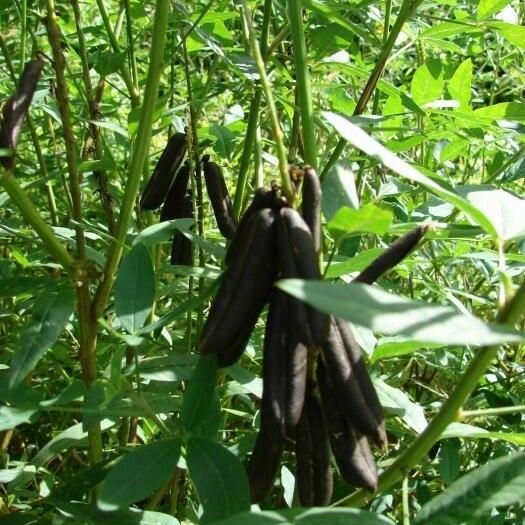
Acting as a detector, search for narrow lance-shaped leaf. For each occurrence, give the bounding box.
[8,284,75,389]
[276,279,525,347]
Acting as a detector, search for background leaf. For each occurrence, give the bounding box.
[114,243,155,334]
[187,437,250,523]
[415,452,525,524]
[98,438,182,511]
[8,284,75,388]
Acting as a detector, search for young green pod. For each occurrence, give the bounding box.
[202,155,237,239]
[140,132,187,210]
[0,59,44,169]
[321,318,383,443]
[317,360,377,492]
[354,225,428,284]
[200,208,278,367]
[301,165,322,254]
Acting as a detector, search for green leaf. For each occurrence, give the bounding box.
[325,248,384,279]
[208,508,395,525]
[321,161,359,220]
[371,337,442,361]
[487,20,525,48]
[114,243,155,334]
[414,452,525,524]
[439,440,460,484]
[54,501,180,525]
[477,0,510,20]
[182,354,218,435]
[448,59,472,109]
[375,380,427,434]
[473,102,525,121]
[276,279,525,346]
[420,21,481,40]
[98,438,182,511]
[327,204,392,242]
[32,419,115,466]
[441,423,525,446]
[187,437,251,523]
[0,406,39,432]
[411,59,444,106]
[93,51,127,75]
[8,284,75,388]
[457,186,525,241]
[133,219,194,247]
[323,112,498,237]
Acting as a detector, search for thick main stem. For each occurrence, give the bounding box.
[287,0,317,170]
[93,0,170,320]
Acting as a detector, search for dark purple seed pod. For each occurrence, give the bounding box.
[140,132,187,210]
[202,156,237,239]
[199,208,278,367]
[301,165,322,254]
[0,59,44,169]
[354,225,428,284]
[160,163,191,222]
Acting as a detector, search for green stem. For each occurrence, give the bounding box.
[20,0,26,71]
[287,0,317,169]
[460,405,525,418]
[93,0,170,320]
[95,0,140,106]
[45,0,86,259]
[240,0,292,203]
[335,279,525,507]
[0,171,73,269]
[321,0,423,178]
[71,0,116,235]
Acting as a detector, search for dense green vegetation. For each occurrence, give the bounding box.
[1,1,524,524]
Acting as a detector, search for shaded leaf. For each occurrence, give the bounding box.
[182,354,218,435]
[8,284,75,388]
[98,439,182,511]
[415,452,525,524]
[114,243,155,334]
[187,437,250,523]
[327,204,392,241]
[0,406,39,432]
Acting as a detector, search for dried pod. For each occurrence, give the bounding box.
[305,386,333,505]
[170,194,193,266]
[321,318,383,443]
[200,208,278,367]
[284,329,308,430]
[278,207,329,346]
[301,165,322,254]
[295,405,314,507]
[354,225,428,284]
[335,318,386,446]
[317,360,378,492]
[160,163,191,221]
[140,132,186,210]
[202,155,237,239]
[248,418,285,503]
[0,59,44,170]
